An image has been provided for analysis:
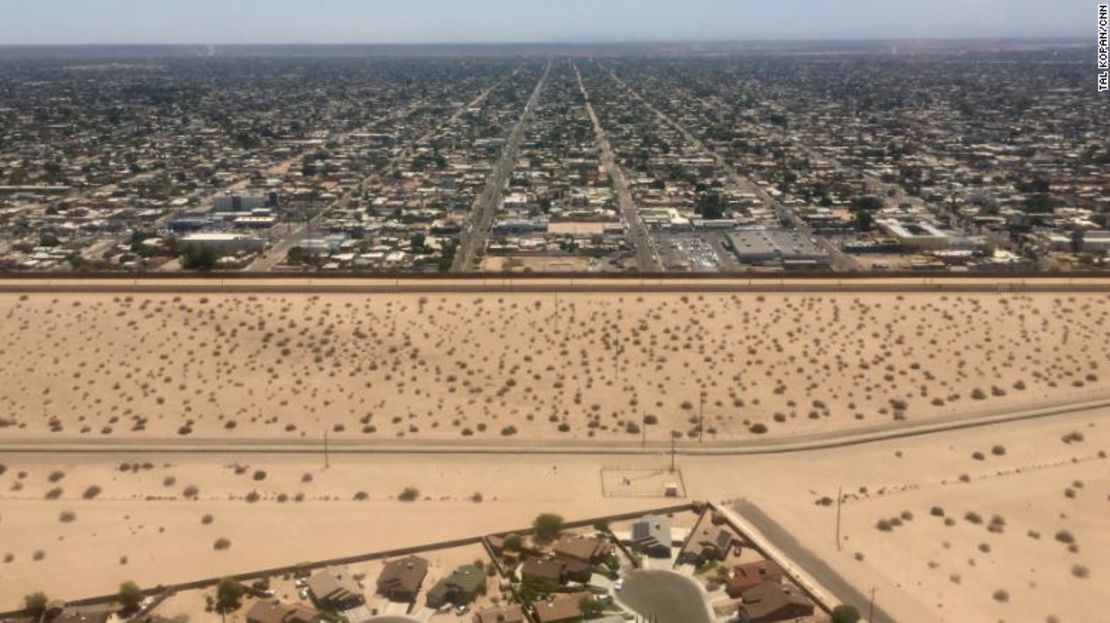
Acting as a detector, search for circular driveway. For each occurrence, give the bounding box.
[619,570,714,623]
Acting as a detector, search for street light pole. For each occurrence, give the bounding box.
[836,485,843,551]
[698,392,704,443]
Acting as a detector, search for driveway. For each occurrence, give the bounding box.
[618,570,714,623]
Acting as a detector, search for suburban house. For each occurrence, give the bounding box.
[306,566,364,610]
[630,514,672,558]
[245,599,322,623]
[727,560,786,598]
[376,555,429,602]
[425,564,487,609]
[736,582,815,623]
[677,524,734,566]
[472,604,526,623]
[552,534,611,564]
[521,556,565,584]
[521,555,591,585]
[532,591,592,623]
[51,607,112,623]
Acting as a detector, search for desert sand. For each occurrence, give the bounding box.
[1,289,1107,443]
[0,407,1106,622]
[1,283,1109,622]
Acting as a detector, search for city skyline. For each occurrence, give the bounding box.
[0,0,1094,45]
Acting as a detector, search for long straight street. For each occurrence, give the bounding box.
[452,60,553,271]
[574,61,661,272]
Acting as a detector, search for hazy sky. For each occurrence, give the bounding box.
[0,0,1093,45]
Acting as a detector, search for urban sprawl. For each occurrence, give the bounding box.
[1,45,1108,275]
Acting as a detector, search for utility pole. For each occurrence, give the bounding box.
[836,485,843,551]
[868,587,877,622]
[669,436,676,473]
[323,429,330,469]
[641,413,646,450]
[698,392,704,443]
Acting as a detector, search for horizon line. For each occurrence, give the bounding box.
[0,35,1091,48]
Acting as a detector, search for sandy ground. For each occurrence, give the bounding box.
[1,291,1107,443]
[1,287,1108,622]
[709,409,1110,623]
[0,407,1107,621]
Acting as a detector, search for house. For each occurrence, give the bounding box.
[425,564,486,608]
[245,599,322,623]
[559,558,592,583]
[677,525,734,566]
[376,555,429,602]
[532,592,592,623]
[630,514,672,558]
[737,582,814,623]
[726,560,785,598]
[522,556,566,584]
[473,604,526,623]
[51,607,112,623]
[306,566,364,609]
[552,535,611,564]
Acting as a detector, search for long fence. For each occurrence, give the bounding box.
[0,269,1109,281]
[0,503,697,620]
[0,274,1109,296]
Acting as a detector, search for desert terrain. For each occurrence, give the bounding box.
[1,285,1107,443]
[1,280,1109,623]
[0,403,1106,622]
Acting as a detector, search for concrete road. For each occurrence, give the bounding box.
[2,395,1107,456]
[618,570,713,623]
[246,70,522,273]
[453,60,552,271]
[574,61,661,272]
[731,500,892,623]
[602,64,862,272]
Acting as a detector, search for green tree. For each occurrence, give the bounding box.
[181,246,219,271]
[854,196,884,212]
[696,191,726,220]
[24,592,49,620]
[580,596,604,619]
[286,246,307,265]
[1023,193,1056,214]
[118,581,144,612]
[517,576,559,604]
[503,533,523,551]
[854,209,873,232]
[831,604,862,623]
[532,513,565,542]
[438,240,459,272]
[215,578,245,613]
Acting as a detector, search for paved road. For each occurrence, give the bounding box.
[601,64,861,272]
[453,60,552,271]
[247,70,521,272]
[732,500,893,623]
[573,61,661,272]
[2,395,1106,456]
[619,570,713,623]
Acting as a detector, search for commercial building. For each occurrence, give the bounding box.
[178,232,265,255]
[726,230,831,268]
